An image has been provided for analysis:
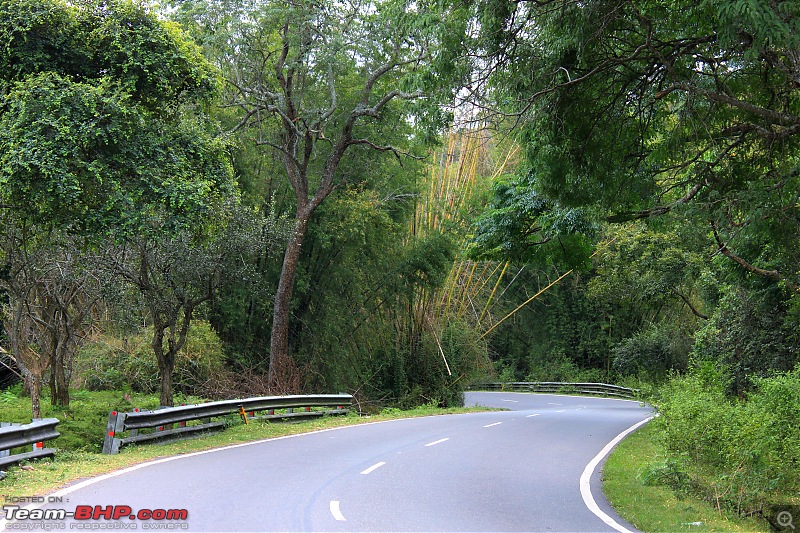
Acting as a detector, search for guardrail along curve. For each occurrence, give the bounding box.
[471,382,638,399]
[103,393,354,454]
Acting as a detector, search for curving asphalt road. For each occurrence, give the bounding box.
[1,392,652,532]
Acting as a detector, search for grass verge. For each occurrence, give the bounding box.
[602,422,769,532]
[1,404,491,499]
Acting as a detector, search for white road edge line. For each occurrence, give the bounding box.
[425,438,449,447]
[526,414,540,417]
[330,500,346,521]
[483,422,502,428]
[580,416,654,533]
[501,399,519,402]
[360,461,386,475]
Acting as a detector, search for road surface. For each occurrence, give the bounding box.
[1,392,652,532]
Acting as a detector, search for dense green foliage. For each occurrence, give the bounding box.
[74,321,226,398]
[0,0,233,236]
[650,364,800,515]
[458,0,800,388]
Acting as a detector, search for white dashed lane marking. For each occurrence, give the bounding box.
[330,501,346,521]
[360,462,386,475]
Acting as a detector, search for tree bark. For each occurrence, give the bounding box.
[50,323,71,408]
[153,327,176,407]
[27,372,42,420]
[268,213,310,392]
[158,360,174,408]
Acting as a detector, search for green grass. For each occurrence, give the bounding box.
[602,422,769,532]
[0,390,492,498]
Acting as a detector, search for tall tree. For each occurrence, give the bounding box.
[214,0,436,390]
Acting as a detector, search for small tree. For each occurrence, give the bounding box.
[106,207,285,406]
[0,221,101,416]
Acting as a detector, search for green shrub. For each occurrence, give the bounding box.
[692,288,799,394]
[525,351,606,383]
[74,321,226,397]
[0,388,164,452]
[612,322,692,379]
[652,364,800,515]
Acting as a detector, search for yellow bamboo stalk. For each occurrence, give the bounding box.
[478,261,509,324]
[456,261,478,320]
[445,260,466,311]
[480,269,574,340]
[471,261,496,297]
[426,315,452,376]
[478,236,618,339]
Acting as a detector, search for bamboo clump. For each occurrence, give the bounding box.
[407,128,522,363]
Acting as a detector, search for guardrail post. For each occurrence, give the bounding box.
[0,422,11,459]
[30,418,43,452]
[102,411,125,455]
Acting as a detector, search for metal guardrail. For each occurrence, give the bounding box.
[0,418,60,468]
[472,382,639,399]
[102,394,354,454]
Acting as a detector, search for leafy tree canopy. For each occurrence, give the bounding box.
[468,174,597,267]
[0,0,233,236]
[458,0,800,291]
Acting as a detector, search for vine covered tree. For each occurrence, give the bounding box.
[0,0,234,236]
[0,0,236,410]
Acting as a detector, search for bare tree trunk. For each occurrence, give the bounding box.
[152,327,176,407]
[47,314,71,407]
[51,338,71,407]
[269,214,310,392]
[17,362,43,420]
[158,360,174,408]
[6,297,49,420]
[26,372,42,420]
